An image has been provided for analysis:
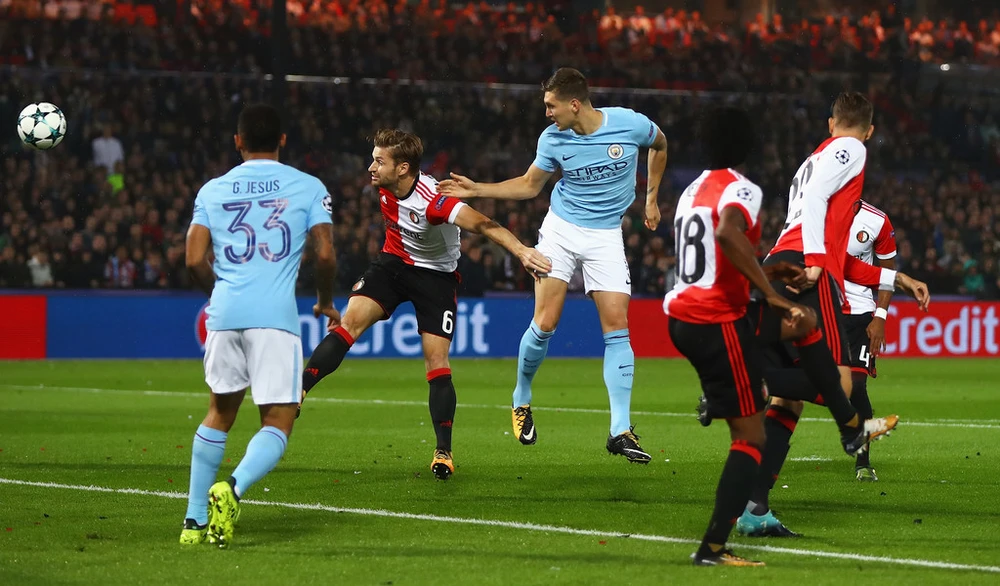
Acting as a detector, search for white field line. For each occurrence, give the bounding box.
[2,384,1000,430]
[0,477,996,574]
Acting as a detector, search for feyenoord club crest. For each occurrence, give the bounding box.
[352,278,365,291]
[409,211,420,223]
[857,231,870,243]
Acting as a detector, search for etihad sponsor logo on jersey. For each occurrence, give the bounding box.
[563,160,630,182]
[385,218,425,240]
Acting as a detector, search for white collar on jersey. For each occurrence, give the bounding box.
[240,159,281,166]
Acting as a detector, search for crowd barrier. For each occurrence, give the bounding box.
[0,291,996,359]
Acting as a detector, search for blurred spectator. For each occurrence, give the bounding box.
[105,245,136,288]
[107,161,125,194]
[27,250,54,287]
[960,260,986,297]
[458,245,489,297]
[92,126,125,174]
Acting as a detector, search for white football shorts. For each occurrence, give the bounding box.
[535,211,631,296]
[203,328,303,405]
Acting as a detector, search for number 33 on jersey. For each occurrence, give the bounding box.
[663,169,764,324]
[191,159,333,334]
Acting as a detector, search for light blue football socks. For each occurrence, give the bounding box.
[604,329,634,436]
[231,426,288,498]
[185,424,228,524]
[512,320,555,407]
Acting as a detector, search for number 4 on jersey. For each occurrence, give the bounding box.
[858,344,870,368]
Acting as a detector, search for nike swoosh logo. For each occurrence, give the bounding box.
[522,425,535,441]
[623,448,647,456]
[562,154,576,161]
[618,364,633,370]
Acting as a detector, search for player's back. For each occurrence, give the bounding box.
[769,136,867,289]
[535,106,657,229]
[193,160,331,334]
[663,169,763,324]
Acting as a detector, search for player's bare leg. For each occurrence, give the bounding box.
[511,276,567,445]
[592,290,649,463]
[181,390,245,545]
[299,295,386,415]
[693,411,766,567]
[422,333,457,479]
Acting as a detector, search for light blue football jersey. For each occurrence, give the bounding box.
[191,159,332,334]
[532,107,657,229]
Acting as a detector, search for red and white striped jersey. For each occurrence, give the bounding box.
[769,136,867,296]
[664,169,763,324]
[379,173,466,273]
[845,201,896,315]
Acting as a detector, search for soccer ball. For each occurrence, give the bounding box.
[17,102,67,150]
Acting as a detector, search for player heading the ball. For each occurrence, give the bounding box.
[440,67,669,463]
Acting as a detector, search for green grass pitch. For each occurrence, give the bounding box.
[1,358,998,584]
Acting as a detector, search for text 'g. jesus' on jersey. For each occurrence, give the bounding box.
[379,173,467,273]
[663,169,764,324]
[845,201,896,315]
[192,159,332,335]
[532,107,657,230]
[769,136,867,294]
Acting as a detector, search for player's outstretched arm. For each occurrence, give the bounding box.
[643,128,668,231]
[452,205,552,280]
[310,223,340,325]
[438,165,552,201]
[716,207,804,323]
[185,224,215,296]
[842,254,930,312]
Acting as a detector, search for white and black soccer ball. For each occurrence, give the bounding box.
[17,102,67,151]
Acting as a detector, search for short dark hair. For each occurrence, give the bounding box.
[831,92,873,130]
[698,106,755,170]
[237,104,282,152]
[542,68,590,103]
[373,128,423,176]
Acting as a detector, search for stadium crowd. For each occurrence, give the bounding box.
[2,1,1000,88]
[0,3,998,299]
